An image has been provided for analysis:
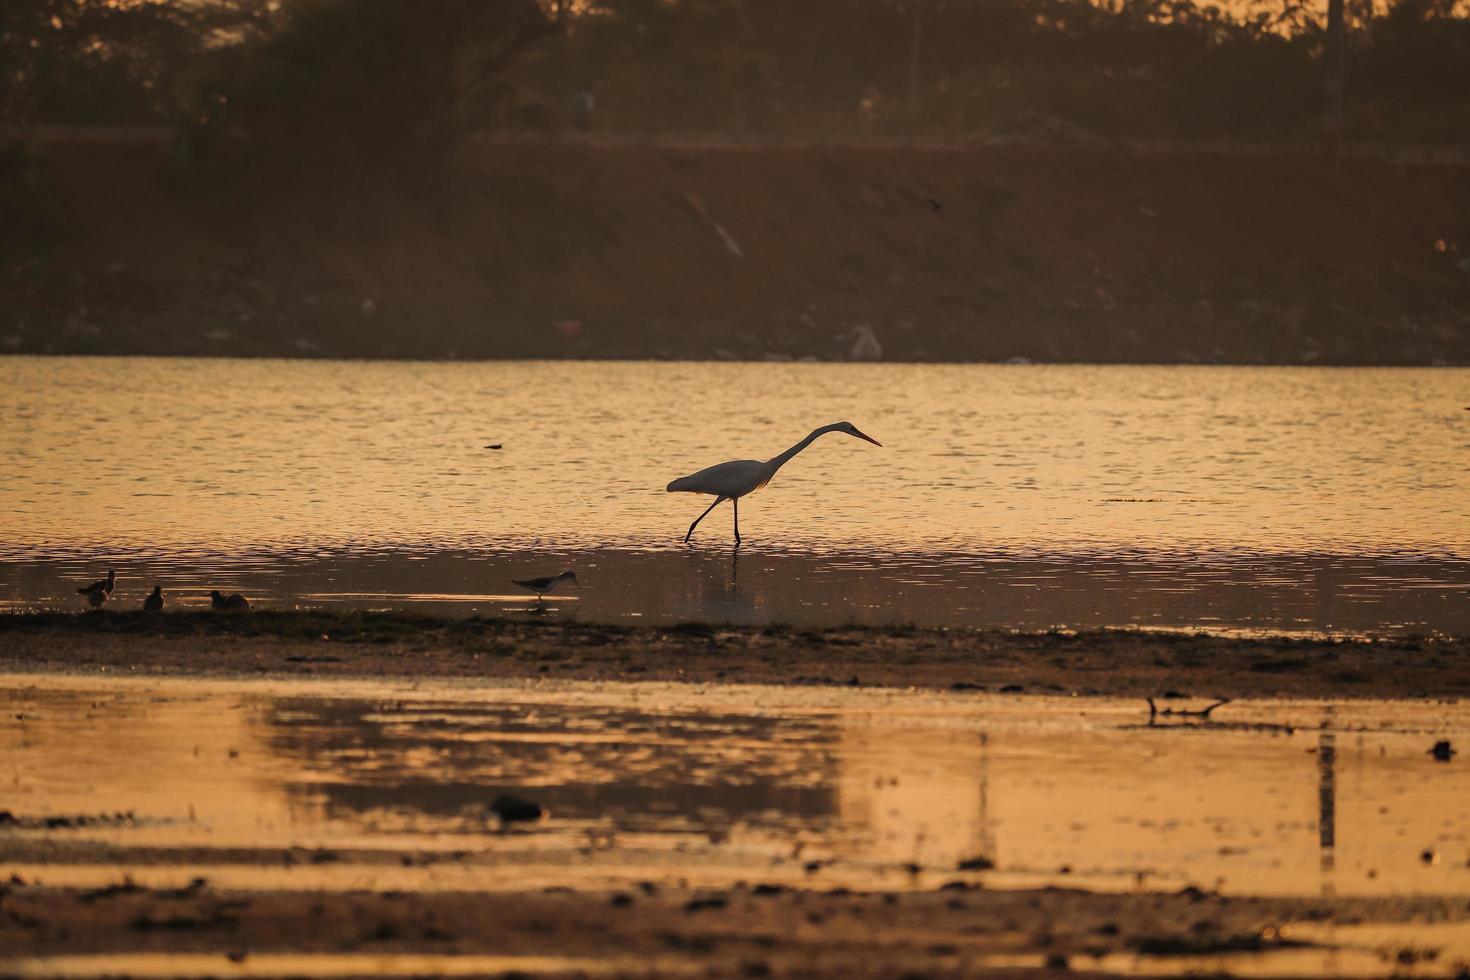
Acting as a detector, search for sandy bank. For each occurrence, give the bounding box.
[3,612,1466,699]
[6,141,1468,364]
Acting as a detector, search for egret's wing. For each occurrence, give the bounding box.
[666,459,766,496]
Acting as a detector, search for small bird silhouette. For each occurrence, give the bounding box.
[484,443,503,450]
[77,570,116,598]
[512,570,578,601]
[210,590,250,611]
[1430,740,1456,762]
[143,586,163,613]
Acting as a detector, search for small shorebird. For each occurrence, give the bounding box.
[512,570,578,601]
[210,590,250,611]
[77,570,116,599]
[143,586,163,613]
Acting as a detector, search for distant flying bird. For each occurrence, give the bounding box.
[210,590,250,611]
[77,570,116,598]
[666,421,882,545]
[143,586,163,613]
[512,571,578,600]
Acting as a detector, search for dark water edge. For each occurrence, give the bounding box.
[4,547,1468,635]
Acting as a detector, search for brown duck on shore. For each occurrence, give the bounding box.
[209,590,250,611]
[77,570,116,598]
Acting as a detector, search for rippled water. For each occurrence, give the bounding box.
[3,357,1468,630]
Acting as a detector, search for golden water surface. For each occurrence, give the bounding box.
[3,357,1467,629]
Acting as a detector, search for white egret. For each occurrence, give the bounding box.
[666,421,882,544]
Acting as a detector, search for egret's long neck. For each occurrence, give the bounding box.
[764,424,841,476]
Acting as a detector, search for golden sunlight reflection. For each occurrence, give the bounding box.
[3,676,1467,900]
[4,359,1469,631]
[3,358,1467,558]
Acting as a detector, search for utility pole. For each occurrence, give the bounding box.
[907,1,924,124]
[1323,0,1346,166]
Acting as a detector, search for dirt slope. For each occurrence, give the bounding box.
[6,139,1468,363]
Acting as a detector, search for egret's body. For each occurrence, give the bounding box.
[666,421,881,544]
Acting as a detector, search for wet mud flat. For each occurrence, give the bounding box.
[2,665,1469,977]
[4,611,1470,699]
[5,881,1470,978]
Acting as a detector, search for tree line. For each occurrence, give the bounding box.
[2,0,1465,158]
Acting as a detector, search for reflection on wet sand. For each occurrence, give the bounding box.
[4,676,1467,900]
[4,675,1470,977]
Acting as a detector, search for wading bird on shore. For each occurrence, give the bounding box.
[666,421,882,545]
[512,571,578,602]
[143,586,163,613]
[77,570,115,599]
[210,590,250,611]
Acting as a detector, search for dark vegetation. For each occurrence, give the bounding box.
[1,1,1467,362]
[4,0,1469,146]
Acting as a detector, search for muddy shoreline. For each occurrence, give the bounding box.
[3,877,1463,977]
[3,612,1467,699]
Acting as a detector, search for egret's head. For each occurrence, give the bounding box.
[836,421,882,447]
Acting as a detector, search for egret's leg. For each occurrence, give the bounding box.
[732,497,741,545]
[685,497,723,543]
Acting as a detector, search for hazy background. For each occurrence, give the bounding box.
[2,0,1467,362]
